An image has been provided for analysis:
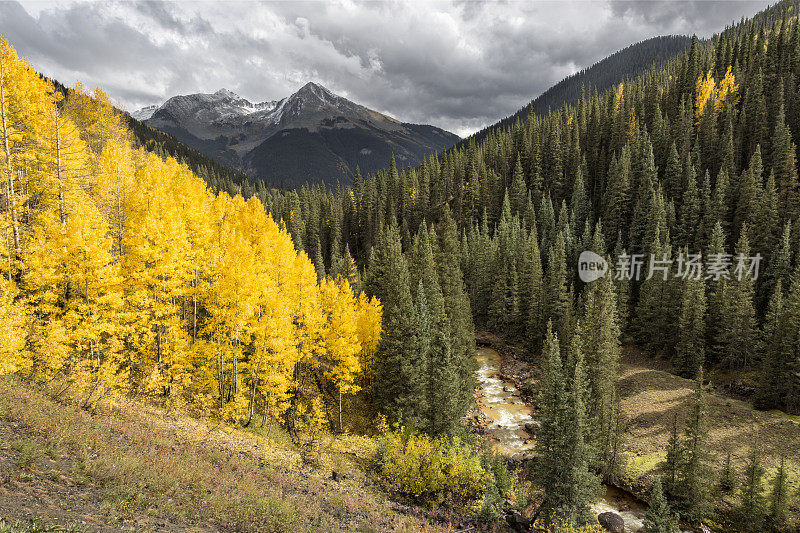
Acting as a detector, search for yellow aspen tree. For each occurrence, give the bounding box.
[696,68,739,124]
[320,277,362,432]
[355,291,382,385]
[93,137,135,256]
[0,38,51,271]
[239,196,298,424]
[0,278,27,374]
[59,191,124,405]
[695,71,716,124]
[285,245,325,439]
[715,66,739,113]
[62,82,125,153]
[206,196,261,419]
[123,155,192,397]
[22,98,88,381]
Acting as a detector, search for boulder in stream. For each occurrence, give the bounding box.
[505,509,530,531]
[524,421,540,433]
[597,511,625,533]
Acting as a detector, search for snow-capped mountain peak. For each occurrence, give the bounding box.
[214,88,241,100]
[130,104,160,121]
[136,81,459,187]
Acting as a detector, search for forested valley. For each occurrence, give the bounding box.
[5,1,800,532]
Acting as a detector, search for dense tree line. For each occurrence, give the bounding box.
[466,34,692,148]
[246,0,800,414]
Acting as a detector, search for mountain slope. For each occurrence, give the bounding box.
[140,82,460,187]
[466,35,691,146]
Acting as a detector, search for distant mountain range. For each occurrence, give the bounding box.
[134,82,460,187]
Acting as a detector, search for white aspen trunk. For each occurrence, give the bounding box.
[0,67,20,256]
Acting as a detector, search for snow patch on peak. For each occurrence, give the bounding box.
[131,104,160,121]
[214,88,241,99]
[294,82,337,104]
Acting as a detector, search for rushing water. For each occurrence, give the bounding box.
[474,345,650,533]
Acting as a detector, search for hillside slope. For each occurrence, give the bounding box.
[465,35,691,146]
[0,376,454,533]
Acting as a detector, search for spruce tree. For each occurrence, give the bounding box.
[675,265,706,378]
[642,478,680,533]
[366,223,424,426]
[566,340,600,525]
[677,368,712,521]
[435,207,476,416]
[662,414,685,498]
[768,456,789,529]
[736,448,766,529]
[582,272,622,476]
[784,264,800,413]
[545,230,569,338]
[754,280,790,410]
[534,323,598,525]
[718,452,738,495]
[718,228,757,369]
[526,226,544,354]
[534,323,571,525]
[705,222,728,366]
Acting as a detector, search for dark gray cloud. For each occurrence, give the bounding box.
[3,0,772,136]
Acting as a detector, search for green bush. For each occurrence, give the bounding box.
[375,429,491,505]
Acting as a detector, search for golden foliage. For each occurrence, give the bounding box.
[0,39,381,422]
[695,67,739,124]
[377,430,491,505]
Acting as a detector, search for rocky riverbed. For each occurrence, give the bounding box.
[473,342,690,533]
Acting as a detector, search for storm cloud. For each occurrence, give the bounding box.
[2,1,772,137]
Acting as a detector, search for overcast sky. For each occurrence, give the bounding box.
[2,0,773,137]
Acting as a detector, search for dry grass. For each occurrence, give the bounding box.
[618,352,800,501]
[0,376,455,533]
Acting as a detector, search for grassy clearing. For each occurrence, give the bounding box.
[618,350,800,504]
[0,376,454,533]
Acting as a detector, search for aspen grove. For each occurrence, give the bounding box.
[0,39,382,436]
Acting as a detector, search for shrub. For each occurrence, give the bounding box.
[12,439,39,471]
[375,429,491,505]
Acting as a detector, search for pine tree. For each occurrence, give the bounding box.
[718,452,738,495]
[642,478,680,533]
[768,456,789,529]
[675,266,706,378]
[736,448,766,529]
